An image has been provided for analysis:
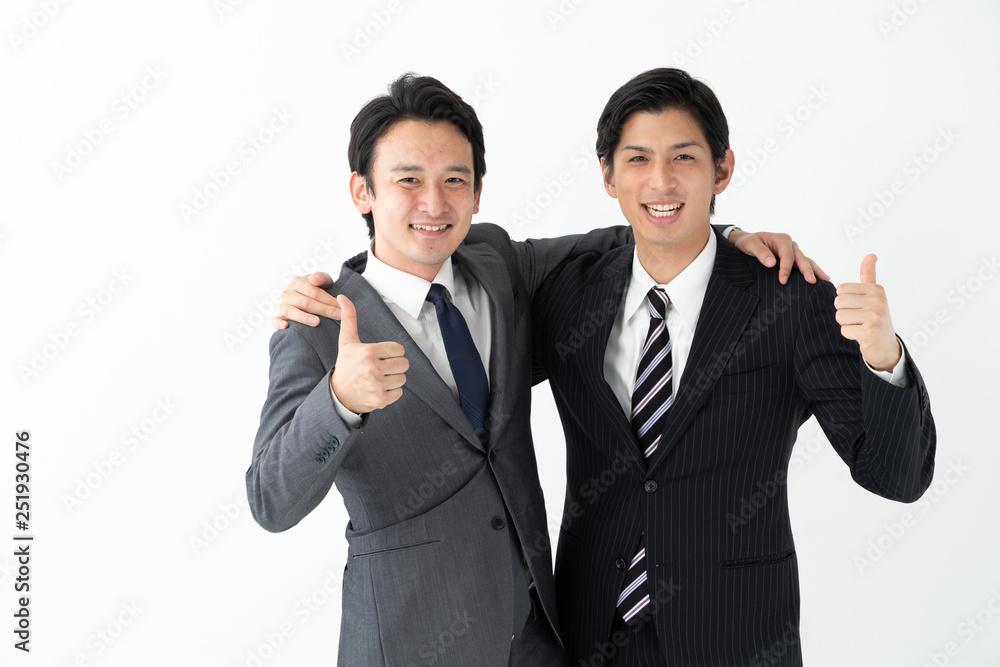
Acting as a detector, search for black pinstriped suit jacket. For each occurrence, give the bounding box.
[531,228,936,666]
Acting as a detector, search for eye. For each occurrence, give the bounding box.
[675,154,694,161]
[445,177,466,184]
[627,155,647,163]
[398,177,419,184]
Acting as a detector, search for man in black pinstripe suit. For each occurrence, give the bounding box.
[530,68,935,666]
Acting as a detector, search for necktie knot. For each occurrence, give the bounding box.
[426,283,448,304]
[646,288,669,320]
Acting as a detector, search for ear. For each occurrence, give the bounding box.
[601,157,618,199]
[713,149,735,195]
[349,172,372,214]
[472,179,483,215]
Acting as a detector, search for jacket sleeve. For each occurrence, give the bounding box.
[793,280,936,502]
[245,325,360,532]
[510,225,633,300]
[511,223,741,299]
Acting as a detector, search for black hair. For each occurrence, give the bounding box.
[596,68,729,214]
[348,73,486,238]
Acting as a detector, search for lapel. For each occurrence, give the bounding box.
[452,242,515,449]
[645,231,759,473]
[337,252,484,452]
[571,244,649,474]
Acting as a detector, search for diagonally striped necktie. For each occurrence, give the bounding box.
[617,287,672,624]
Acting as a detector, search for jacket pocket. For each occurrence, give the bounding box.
[715,365,779,394]
[719,549,795,569]
[352,538,441,559]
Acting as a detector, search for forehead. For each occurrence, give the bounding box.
[372,119,473,169]
[617,107,708,148]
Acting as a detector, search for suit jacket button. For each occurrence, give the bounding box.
[491,516,506,530]
[330,437,339,449]
[489,450,497,463]
[615,558,627,570]
[644,480,658,493]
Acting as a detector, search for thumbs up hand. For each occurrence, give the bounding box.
[330,295,409,413]
[835,254,902,372]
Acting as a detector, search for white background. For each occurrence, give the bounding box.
[2,0,998,665]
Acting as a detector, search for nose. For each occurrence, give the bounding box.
[419,182,447,217]
[649,159,676,191]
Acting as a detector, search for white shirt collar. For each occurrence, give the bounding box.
[622,230,717,334]
[362,244,458,319]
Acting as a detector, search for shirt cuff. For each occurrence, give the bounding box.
[864,336,909,388]
[329,370,364,428]
[721,225,741,240]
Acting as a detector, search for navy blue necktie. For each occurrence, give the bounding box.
[426,283,491,442]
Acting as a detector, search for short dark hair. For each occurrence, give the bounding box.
[348,73,486,239]
[595,68,730,214]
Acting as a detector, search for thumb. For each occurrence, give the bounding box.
[308,271,334,288]
[337,295,360,344]
[860,253,877,284]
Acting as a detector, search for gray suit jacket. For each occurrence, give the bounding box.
[246,222,631,666]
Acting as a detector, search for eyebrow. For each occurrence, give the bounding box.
[621,141,703,152]
[390,165,473,174]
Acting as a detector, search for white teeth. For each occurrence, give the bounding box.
[411,224,449,231]
[645,203,682,218]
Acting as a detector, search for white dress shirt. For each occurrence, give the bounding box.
[331,247,492,425]
[603,232,907,418]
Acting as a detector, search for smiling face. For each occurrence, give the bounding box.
[602,107,734,280]
[351,119,482,281]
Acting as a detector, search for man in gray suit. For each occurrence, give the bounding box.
[248,73,629,666]
[248,73,822,666]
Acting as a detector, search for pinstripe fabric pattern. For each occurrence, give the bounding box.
[532,229,936,666]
